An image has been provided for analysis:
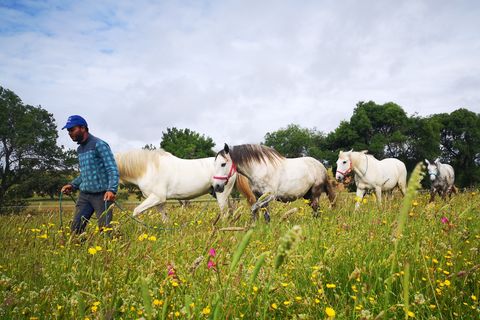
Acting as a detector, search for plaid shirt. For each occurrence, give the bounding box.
[71,134,119,193]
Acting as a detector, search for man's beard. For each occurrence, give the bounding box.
[71,132,85,144]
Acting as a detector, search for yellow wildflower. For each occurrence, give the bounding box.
[148,236,157,242]
[88,247,97,255]
[471,295,477,301]
[138,233,148,241]
[407,311,415,318]
[325,307,336,318]
[202,306,211,315]
[326,283,336,289]
[153,299,163,306]
[271,303,278,309]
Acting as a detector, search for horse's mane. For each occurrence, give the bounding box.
[115,149,170,180]
[218,144,285,167]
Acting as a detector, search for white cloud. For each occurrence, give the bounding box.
[1,0,479,153]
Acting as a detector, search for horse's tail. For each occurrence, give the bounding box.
[235,174,257,205]
[325,178,337,207]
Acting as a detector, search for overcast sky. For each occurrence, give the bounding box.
[1,0,479,153]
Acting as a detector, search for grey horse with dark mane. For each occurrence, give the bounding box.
[212,144,336,221]
[425,159,457,202]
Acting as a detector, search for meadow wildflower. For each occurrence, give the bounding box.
[326,283,336,289]
[471,295,477,301]
[407,310,415,318]
[202,306,211,315]
[138,233,148,241]
[209,248,216,257]
[325,306,336,318]
[148,235,157,242]
[441,217,449,224]
[153,299,163,306]
[207,260,216,270]
[271,303,278,309]
[88,247,97,255]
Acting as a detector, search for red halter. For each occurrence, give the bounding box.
[336,161,352,177]
[213,161,237,184]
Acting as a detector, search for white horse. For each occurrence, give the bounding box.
[335,150,407,208]
[425,159,456,202]
[115,149,255,219]
[212,144,336,221]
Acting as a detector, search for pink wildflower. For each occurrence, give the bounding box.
[209,248,216,257]
[167,264,176,277]
[441,217,449,224]
[207,260,216,270]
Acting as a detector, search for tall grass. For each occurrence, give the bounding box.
[0,187,479,319]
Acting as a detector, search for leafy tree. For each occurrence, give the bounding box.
[434,108,480,187]
[160,127,215,159]
[324,101,410,163]
[264,124,324,158]
[0,86,64,211]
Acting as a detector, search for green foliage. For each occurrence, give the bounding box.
[434,108,480,187]
[0,86,68,211]
[264,124,326,159]
[160,127,215,159]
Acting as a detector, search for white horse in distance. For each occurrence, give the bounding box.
[425,159,456,202]
[336,150,407,208]
[115,149,255,219]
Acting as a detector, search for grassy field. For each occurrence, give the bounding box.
[1,169,479,319]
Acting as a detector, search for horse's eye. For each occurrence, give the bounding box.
[342,161,347,164]
[221,163,226,167]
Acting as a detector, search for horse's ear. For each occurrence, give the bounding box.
[425,159,430,165]
[434,158,440,164]
[224,143,230,154]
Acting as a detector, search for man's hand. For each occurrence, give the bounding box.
[61,184,73,195]
[104,191,116,202]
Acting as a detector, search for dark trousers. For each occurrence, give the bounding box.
[71,192,113,234]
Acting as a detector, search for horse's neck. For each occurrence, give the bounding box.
[351,153,369,176]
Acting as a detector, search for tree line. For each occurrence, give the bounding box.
[1,86,479,212]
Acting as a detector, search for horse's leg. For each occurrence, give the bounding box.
[133,194,162,217]
[355,188,366,210]
[325,179,337,207]
[251,194,275,222]
[156,202,168,223]
[375,187,382,206]
[215,190,230,218]
[428,187,435,202]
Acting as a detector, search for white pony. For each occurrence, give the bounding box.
[115,149,255,219]
[212,144,336,221]
[335,150,407,208]
[425,159,456,202]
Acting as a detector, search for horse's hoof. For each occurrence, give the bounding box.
[264,211,271,223]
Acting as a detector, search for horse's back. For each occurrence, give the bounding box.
[283,157,327,180]
[439,163,455,186]
[379,158,407,187]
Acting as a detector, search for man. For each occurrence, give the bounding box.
[60,115,119,235]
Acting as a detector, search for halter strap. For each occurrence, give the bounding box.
[213,161,237,184]
[336,161,352,177]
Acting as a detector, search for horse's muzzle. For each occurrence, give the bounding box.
[335,173,344,182]
[214,184,225,193]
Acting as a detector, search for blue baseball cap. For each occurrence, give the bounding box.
[62,115,88,130]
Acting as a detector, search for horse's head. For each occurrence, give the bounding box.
[425,159,439,181]
[212,143,237,193]
[336,150,353,182]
